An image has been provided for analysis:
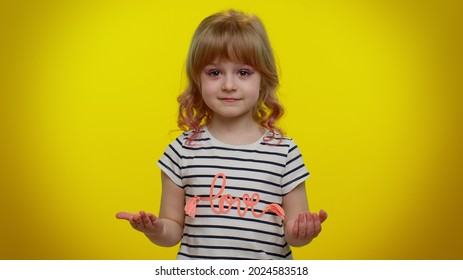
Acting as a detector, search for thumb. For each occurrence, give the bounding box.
[116,212,134,220]
[319,209,328,223]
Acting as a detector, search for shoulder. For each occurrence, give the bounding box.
[262,130,297,147]
[260,131,307,160]
[170,128,210,148]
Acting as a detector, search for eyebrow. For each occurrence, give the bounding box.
[204,63,253,68]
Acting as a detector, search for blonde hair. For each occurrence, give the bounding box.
[177,9,284,139]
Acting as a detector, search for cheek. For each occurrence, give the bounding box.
[249,75,262,95]
[246,81,262,100]
[201,84,213,95]
[200,80,216,97]
[200,83,217,109]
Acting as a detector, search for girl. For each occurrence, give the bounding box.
[117,9,327,260]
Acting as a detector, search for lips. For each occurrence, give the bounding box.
[219,98,241,102]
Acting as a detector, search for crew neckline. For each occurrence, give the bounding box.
[203,126,269,148]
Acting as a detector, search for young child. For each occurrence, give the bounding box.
[116,9,327,260]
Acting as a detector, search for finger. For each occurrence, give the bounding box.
[139,210,148,223]
[305,212,314,236]
[292,217,299,238]
[148,213,157,224]
[319,209,328,223]
[115,212,134,220]
[131,214,143,228]
[128,216,138,229]
[312,213,321,237]
[141,211,152,227]
[298,213,307,239]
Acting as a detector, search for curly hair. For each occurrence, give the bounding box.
[177,9,284,140]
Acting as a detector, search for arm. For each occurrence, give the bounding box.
[116,171,185,247]
[282,182,328,247]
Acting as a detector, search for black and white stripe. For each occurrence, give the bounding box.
[157,127,310,260]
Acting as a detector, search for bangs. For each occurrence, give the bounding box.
[202,31,258,66]
[190,19,263,72]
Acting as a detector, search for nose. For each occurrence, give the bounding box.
[221,75,237,91]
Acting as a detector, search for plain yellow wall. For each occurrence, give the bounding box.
[1,0,462,259]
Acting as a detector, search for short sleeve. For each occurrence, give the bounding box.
[157,135,184,187]
[281,139,310,195]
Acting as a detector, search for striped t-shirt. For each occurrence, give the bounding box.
[157,127,310,260]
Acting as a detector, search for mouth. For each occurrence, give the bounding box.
[219,98,241,102]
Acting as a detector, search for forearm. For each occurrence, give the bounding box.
[144,218,183,247]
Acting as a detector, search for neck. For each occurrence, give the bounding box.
[207,116,264,145]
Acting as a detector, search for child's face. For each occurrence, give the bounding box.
[200,60,261,122]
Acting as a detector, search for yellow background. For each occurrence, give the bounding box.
[1,0,462,259]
